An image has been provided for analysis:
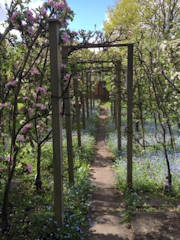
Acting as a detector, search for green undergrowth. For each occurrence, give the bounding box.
[0,113,98,239]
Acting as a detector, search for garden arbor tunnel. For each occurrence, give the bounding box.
[48,19,134,225]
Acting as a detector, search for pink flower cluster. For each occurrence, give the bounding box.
[7,155,11,162]
[6,80,18,88]
[61,32,70,43]
[46,0,69,10]
[71,31,78,36]
[37,87,46,96]
[36,103,47,110]
[28,26,34,35]
[10,12,18,22]
[31,68,39,75]
[23,163,33,174]
[28,108,34,117]
[20,106,25,112]
[17,135,26,142]
[54,1,66,11]
[61,64,66,68]
[26,9,35,24]
[41,8,47,17]
[64,73,71,81]
[0,103,6,109]
[21,124,31,134]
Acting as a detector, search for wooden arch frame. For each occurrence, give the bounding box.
[49,19,133,225]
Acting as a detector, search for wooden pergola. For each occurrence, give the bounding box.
[48,19,134,225]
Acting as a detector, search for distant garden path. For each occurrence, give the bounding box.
[88,105,133,240]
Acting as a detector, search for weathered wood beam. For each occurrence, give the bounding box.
[127,44,134,189]
[49,19,64,225]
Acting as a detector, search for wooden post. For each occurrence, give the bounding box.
[62,47,74,186]
[89,73,93,114]
[74,77,81,147]
[115,62,122,152]
[81,72,86,129]
[114,100,117,127]
[49,19,64,225]
[86,72,89,118]
[110,101,113,117]
[127,44,134,189]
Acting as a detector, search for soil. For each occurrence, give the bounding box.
[132,195,180,240]
[88,105,180,240]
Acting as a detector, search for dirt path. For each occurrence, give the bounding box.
[88,106,133,240]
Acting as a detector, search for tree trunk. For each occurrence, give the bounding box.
[2,150,18,229]
[35,143,42,190]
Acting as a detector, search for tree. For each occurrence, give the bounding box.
[0,0,75,229]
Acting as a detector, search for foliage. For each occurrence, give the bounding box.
[0,131,95,239]
[104,0,140,36]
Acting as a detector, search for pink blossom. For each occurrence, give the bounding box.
[31,68,39,75]
[48,0,54,6]
[64,73,70,81]
[54,2,65,10]
[61,32,70,43]
[26,9,35,24]
[61,21,68,28]
[35,13,40,21]
[0,167,4,171]
[37,87,46,96]
[17,135,26,142]
[1,133,6,137]
[0,103,6,109]
[20,106,25,112]
[64,1,70,10]
[33,92,37,100]
[21,124,31,134]
[61,64,66,68]
[28,26,34,35]
[10,12,18,22]
[28,108,34,117]
[71,31,78,36]
[7,156,11,162]
[23,163,33,174]
[22,22,26,27]
[5,80,18,88]
[36,103,47,110]
[39,128,43,133]
[41,8,47,17]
